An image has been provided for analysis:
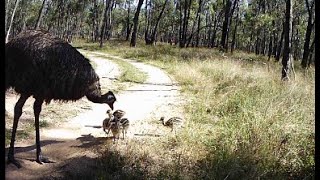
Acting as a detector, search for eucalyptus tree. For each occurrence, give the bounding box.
[144,0,169,45]
[130,0,144,47]
[301,0,314,68]
[281,0,293,80]
[6,0,20,43]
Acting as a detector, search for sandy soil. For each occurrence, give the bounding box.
[5,51,185,179]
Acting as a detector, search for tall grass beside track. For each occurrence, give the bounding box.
[73,39,315,179]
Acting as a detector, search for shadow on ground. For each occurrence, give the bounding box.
[5,140,64,155]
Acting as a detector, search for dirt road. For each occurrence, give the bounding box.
[5,51,184,179]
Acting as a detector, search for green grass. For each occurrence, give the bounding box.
[72,39,315,179]
[39,120,50,128]
[5,125,33,146]
[6,119,50,146]
[93,54,147,84]
[79,50,147,93]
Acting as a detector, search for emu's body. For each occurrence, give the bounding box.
[5,30,116,168]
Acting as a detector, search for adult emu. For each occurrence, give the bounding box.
[5,30,116,168]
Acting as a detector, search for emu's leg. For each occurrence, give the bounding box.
[33,98,49,164]
[107,122,114,135]
[7,94,30,168]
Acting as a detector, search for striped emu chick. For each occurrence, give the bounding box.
[113,109,126,119]
[119,118,130,139]
[110,120,121,142]
[102,110,114,135]
[159,117,183,132]
[103,110,120,141]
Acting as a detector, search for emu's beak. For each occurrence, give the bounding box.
[108,103,114,110]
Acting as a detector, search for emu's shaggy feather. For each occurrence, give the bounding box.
[5,30,100,103]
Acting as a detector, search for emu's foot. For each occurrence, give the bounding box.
[7,154,22,168]
[36,155,54,164]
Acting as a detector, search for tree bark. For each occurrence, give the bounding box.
[144,0,151,44]
[178,1,182,46]
[220,0,232,51]
[231,6,239,53]
[275,22,285,61]
[6,0,19,43]
[5,0,10,34]
[210,11,221,48]
[130,0,144,47]
[34,0,47,29]
[267,34,273,61]
[301,0,314,68]
[307,39,315,66]
[125,0,131,41]
[148,0,169,45]
[220,0,238,52]
[179,0,192,48]
[100,0,112,48]
[281,0,293,80]
[91,0,97,41]
[186,0,201,47]
[195,0,203,47]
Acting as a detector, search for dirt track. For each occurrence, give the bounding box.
[5,51,184,179]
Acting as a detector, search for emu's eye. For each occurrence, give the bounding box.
[107,95,114,100]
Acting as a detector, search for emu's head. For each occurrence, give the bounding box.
[106,109,114,118]
[159,117,165,122]
[86,79,116,110]
[102,91,116,110]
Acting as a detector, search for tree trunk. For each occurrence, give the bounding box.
[220,0,232,51]
[6,0,19,43]
[281,0,293,80]
[34,0,47,29]
[100,0,112,48]
[307,39,315,66]
[195,0,203,47]
[125,0,131,41]
[261,29,266,55]
[267,33,273,61]
[220,0,238,52]
[130,0,144,47]
[91,0,97,41]
[96,0,105,41]
[5,0,10,34]
[179,0,192,48]
[210,12,219,48]
[105,0,115,40]
[301,0,314,69]
[272,29,278,58]
[231,7,239,53]
[178,1,182,46]
[148,0,169,45]
[275,22,285,61]
[144,0,151,44]
[186,0,202,48]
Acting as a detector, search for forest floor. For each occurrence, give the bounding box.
[5,51,185,179]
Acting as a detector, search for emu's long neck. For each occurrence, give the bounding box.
[85,80,105,103]
[86,93,104,103]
